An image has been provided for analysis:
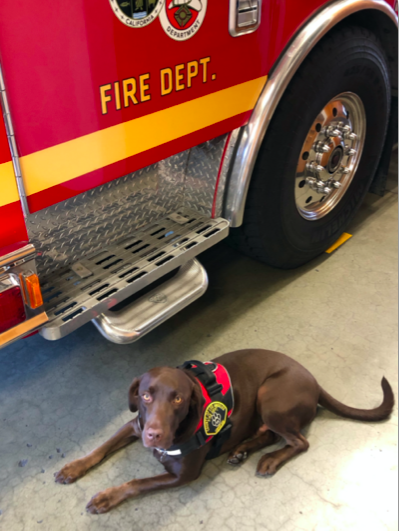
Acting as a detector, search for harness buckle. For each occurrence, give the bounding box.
[206,382,223,396]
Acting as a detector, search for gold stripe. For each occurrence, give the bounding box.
[0,161,19,207]
[325,232,352,254]
[19,76,267,196]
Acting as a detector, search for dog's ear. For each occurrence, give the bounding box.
[128,377,141,412]
[190,380,205,418]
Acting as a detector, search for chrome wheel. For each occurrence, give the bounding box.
[295,92,366,220]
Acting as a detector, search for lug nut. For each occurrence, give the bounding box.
[314,141,331,154]
[331,181,342,189]
[325,126,341,138]
[306,177,332,195]
[342,126,357,140]
[306,176,317,186]
[306,161,324,174]
[340,167,350,175]
[345,146,356,156]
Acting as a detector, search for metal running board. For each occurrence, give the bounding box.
[39,209,229,341]
[92,259,207,344]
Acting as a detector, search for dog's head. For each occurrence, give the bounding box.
[128,367,204,450]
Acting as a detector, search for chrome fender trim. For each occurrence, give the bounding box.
[225,0,398,227]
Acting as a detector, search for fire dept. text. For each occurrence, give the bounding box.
[99,57,215,115]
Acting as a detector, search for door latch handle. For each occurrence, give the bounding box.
[229,0,262,37]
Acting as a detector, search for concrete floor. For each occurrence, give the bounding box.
[0,157,397,531]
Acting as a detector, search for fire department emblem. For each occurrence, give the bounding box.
[109,0,164,28]
[203,401,228,436]
[160,0,207,41]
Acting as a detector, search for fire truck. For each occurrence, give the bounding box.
[0,0,397,348]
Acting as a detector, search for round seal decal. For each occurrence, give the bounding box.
[109,0,164,28]
[160,0,207,41]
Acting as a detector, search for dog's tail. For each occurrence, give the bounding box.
[318,377,394,422]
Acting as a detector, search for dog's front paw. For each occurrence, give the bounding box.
[86,487,125,514]
[227,451,248,466]
[54,458,89,484]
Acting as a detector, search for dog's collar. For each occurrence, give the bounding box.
[155,447,182,459]
[155,360,234,461]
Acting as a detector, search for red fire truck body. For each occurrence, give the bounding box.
[0,0,397,347]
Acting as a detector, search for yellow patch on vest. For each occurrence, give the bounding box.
[204,401,228,436]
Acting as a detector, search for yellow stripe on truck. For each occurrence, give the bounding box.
[19,76,267,196]
[0,161,19,207]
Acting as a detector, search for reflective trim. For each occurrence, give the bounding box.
[225,0,398,227]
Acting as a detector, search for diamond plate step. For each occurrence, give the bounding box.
[39,209,229,340]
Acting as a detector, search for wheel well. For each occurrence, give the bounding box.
[334,10,398,91]
[225,2,398,228]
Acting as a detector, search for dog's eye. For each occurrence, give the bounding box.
[174,396,182,404]
[142,393,152,402]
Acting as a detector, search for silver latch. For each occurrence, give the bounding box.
[229,0,261,37]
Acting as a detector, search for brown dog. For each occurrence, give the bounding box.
[55,349,394,514]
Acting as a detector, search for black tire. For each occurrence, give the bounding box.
[230,25,391,269]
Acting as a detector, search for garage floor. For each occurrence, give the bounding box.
[0,156,397,531]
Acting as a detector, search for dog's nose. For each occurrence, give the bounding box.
[146,428,163,441]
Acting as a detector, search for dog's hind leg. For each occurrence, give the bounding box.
[227,427,280,465]
[254,379,317,476]
[256,431,309,476]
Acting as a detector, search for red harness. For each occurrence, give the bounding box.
[156,360,234,460]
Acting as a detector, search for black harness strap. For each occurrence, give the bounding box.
[180,361,223,395]
[205,421,233,460]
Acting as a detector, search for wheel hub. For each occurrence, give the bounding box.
[327,146,344,173]
[295,92,366,220]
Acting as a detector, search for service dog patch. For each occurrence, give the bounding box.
[204,401,228,436]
